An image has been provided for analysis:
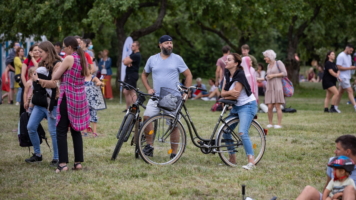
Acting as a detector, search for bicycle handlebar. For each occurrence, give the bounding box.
[176,83,207,93]
[118,80,158,98]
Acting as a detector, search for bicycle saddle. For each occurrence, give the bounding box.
[218,99,237,105]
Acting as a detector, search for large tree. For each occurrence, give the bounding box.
[86,0,167,85]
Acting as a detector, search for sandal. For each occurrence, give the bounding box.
[55,165,68,173]
[72,163,83,170]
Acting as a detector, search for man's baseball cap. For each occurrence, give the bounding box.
[159,35,173,44]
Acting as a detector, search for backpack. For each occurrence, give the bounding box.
[211,102,223,112]
[19,112,50,150]
[282,107,297,113]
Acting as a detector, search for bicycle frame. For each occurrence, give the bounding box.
[163,90,243,151]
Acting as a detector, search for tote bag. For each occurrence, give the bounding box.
[276,61,294,97]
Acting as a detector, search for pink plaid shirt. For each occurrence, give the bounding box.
[56,52,89,131]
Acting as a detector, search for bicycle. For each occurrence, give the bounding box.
[136,84,267,166]
[111,80,157,160]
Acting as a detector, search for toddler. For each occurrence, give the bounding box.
[323,156,356,200]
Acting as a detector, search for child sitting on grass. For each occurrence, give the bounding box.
[322,156,356,200]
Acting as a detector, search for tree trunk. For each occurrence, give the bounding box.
[284,24,300,86]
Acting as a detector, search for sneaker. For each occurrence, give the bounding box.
[50,159,59,167]
[122,109,127,113]
[329,107,338,113]
[242,163,255,170]
[15,102,19,106]
[209,97,216,101]
[142,144,154,157]
[170,153,176,159]
[324,108,329,113]
[266,124,273,128]
[25,153,42,163]
[201,97,209,101]
[334,107,341,113]
[274,125,282,129]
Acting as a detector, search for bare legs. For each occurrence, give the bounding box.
[324,86,339,109]
[123,89,137,109]
[143,116,179,154]
[295,185,321,200]
[336,87,356,107]
[267,103,283,126]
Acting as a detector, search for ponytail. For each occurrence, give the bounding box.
[77,47,89,77]
[63,36,89,77]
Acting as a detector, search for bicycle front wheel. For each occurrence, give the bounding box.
[137,114,186,165]
[111,113,135,160]
[216,119,266,167]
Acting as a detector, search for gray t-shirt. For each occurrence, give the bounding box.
[144,53,188,96]
[336,52,352,79]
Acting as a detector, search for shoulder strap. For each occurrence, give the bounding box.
[276,60,281,72]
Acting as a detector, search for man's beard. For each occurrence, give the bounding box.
[162,47,173,55]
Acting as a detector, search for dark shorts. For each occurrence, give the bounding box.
[322,80,336,90]
[124,73,139,90]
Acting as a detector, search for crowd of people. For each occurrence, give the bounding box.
[1,34,356,198]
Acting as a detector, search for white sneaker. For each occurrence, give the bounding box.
[201,97,209,101]
[15,102,19,106]
[242,163,255,170]
[266,124,273,128]
[274,125,282,129]
[209,97,216,101]
[334,107,341,113]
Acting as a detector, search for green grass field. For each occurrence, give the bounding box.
[0,80,355,200]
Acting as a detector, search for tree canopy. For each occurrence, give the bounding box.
[1,0,355,84]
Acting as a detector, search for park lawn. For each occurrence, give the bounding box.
[0,81,355,200]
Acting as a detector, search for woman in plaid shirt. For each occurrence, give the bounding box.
[52,36,90,173]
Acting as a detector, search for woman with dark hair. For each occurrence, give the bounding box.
[25,41,62,166]
[52,36,90,172]
[322,51,340,113]
[20,44,41,116]
[221,53,258,170]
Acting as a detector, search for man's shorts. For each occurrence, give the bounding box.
[144,99,176,117]
[9,71,15,89]
[339,78,351,89]
[124,73,138,90]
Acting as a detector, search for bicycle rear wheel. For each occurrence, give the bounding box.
[137,114,186,165]
[111,113,135,160]
[216,119,266,167]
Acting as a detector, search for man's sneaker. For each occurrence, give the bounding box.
[170,153,176,159]
[201,97,209,101]
[142,144,154,157]
[25,153,42,163]
[329,107,338,113]
[49,159,59,167]
[334,107,341,113]
[242,163,255,170]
